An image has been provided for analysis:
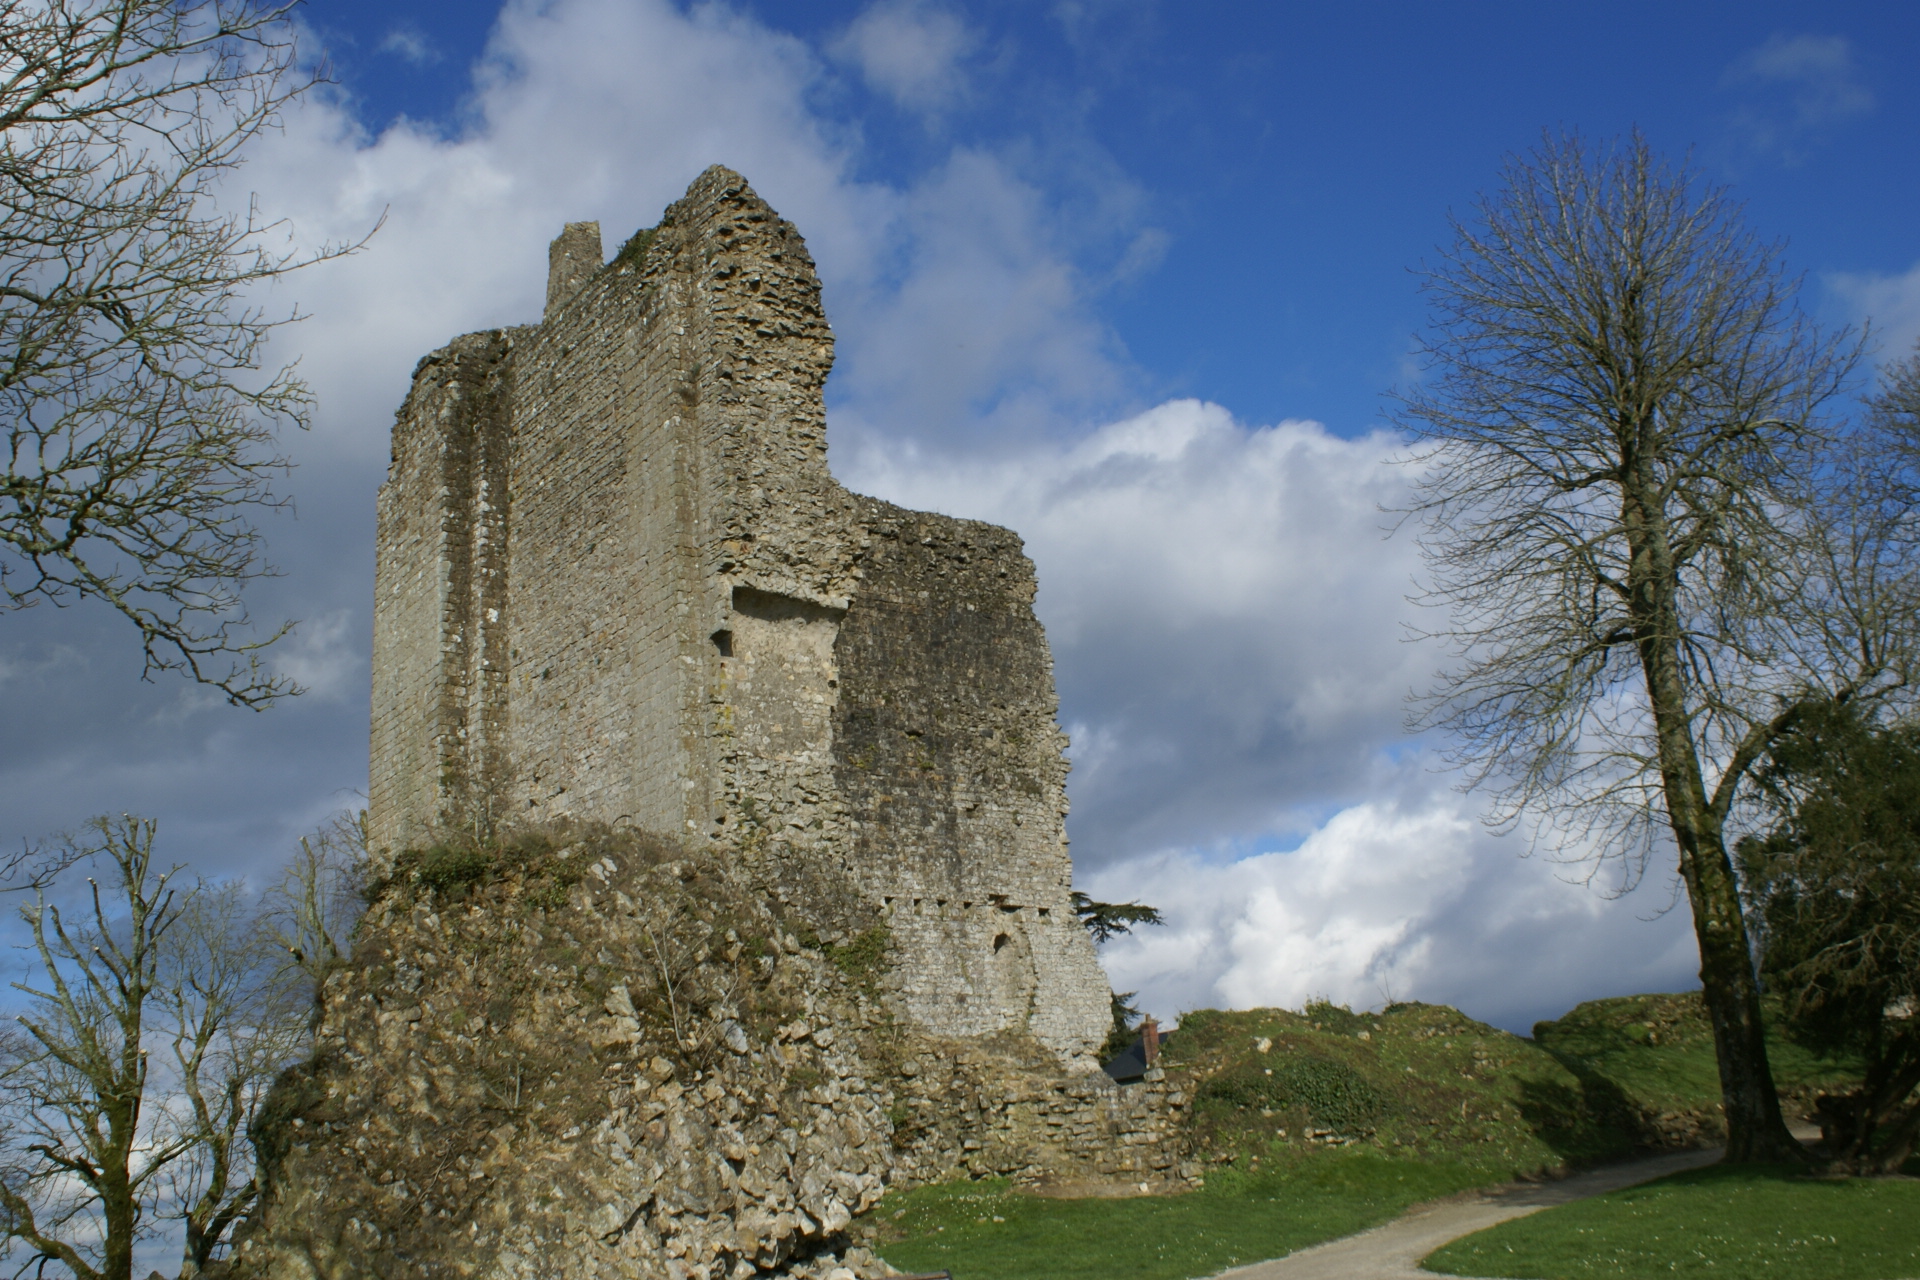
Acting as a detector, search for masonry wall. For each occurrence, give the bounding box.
[831,502,1109,1051]
[368,332,516,857]
[503,223,703,839]
[368,166,1111,1067]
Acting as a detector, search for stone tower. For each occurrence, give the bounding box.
[368,166,1110,1066]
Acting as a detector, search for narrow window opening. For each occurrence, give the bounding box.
[992,933,1011,953]
[710,628,733,657]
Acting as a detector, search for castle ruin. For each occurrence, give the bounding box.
[369,166,1112,1067]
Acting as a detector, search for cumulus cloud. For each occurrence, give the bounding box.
[828,149,1133,445]
[1721,34,1873,163]
[832,0,978,113]
[1828,260,1920,368]
[846,399,1425,860]
[1083,786,1700,1034]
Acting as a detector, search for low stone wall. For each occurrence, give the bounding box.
[887,1039,1199,1193]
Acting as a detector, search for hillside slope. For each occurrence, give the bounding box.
[873,993,1864,1280]
[1170,994,1859,1175]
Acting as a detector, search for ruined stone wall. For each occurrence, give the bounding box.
[368,166,1110,1068]
[368,332,516,856]
[232,837,900,1280]
[502,223,704,839]
[231,834,1195,1280]
[831,503,1105,1053]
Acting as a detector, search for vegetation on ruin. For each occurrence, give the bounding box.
[1423,1164,1920,1279]
[612,224,659,270]
[875,992,1863,1280]
[369,822,810,1065]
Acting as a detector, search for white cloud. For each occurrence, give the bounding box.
[829,148,1132,444]
[1721,34,1872,163]
[1083,784,1700,1035]
[846,399,1426,859]
[833,0,977,113]
[1828,260,1920,368]
[377,26,439,66]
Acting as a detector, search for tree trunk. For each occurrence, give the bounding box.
[1672,813,1804,1162]
[101,1171,135,1280]
[1627,483,1804,1164]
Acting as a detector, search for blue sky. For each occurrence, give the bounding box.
[309,0,1920,433]
[3,0,1917,1033]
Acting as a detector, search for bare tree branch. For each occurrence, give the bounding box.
[0,0,374,706]
[0,811,356,1280]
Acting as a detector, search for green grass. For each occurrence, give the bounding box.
[1169,1001,1648,1171]
[1422,1165,1920,1279]
[872,993,1869,1280]
[1531,993,1861,1145]
[875,1151,1494,1280]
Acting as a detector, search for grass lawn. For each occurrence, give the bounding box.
[1530,994,1860,1142]
[875,1151,1497,1280]
[1421,1166,1920,1279]
[870,992,1870,1280]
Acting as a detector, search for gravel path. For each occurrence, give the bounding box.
[1206,1146,1724,1280]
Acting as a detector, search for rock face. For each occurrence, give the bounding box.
[234,833,901,1280]
[231,832,1194,1280]
[368,165,1109,1067]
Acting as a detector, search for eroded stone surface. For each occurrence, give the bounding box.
[367,165,1109,1066]
[233,839,899,1280]
[230,835,1194,1280]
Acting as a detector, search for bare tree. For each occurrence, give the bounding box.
[0,1,367,707]
[1875,338,1920,450]
[259,810,365,988]
[1394,131,1917,1162]
[0,816,321,1280]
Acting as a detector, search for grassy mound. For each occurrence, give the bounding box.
[1171,1000,1634,1174]
[1530,992,1861,1146]
[874,992,1866,1280]
[1422,1165,1920,1279]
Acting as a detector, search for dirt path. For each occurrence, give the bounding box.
[1207,1146,1723,1280]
